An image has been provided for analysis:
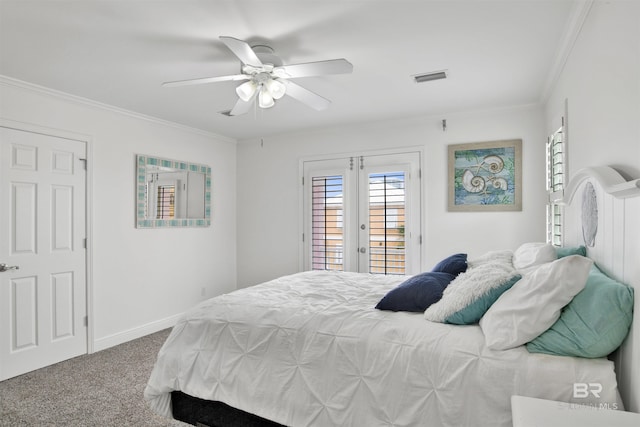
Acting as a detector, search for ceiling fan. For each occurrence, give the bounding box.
[162,36,353,116]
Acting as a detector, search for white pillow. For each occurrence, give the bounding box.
[479,255,593,350]
[512,242,557,271]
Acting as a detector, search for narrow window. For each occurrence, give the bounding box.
[546,123,565,246]
[311,175,344,271]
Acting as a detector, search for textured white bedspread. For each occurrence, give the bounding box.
[144,271,622,427]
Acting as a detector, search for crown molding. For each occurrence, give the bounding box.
[0,75,236,144]
[539,0,595,104]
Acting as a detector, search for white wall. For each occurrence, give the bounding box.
[0,78,238,351]
[544,0,640,412]
[236,104,547,288]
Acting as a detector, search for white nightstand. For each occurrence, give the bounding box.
[511,395,640,427]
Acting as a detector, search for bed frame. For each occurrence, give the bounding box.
[171,391,283,427]
[562,166,640,412]
[169,166,640,426]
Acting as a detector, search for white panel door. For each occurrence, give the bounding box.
[0,126,87,380]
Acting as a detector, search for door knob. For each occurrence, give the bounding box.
[0,263,19,272]
[359,247,367,254]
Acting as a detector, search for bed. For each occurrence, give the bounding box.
[145,166,639,427]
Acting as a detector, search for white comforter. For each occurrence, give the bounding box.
[145,270,622,427]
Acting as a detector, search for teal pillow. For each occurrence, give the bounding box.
[444,275,521,325]
[556,246,586,258]
[526,265,634,358]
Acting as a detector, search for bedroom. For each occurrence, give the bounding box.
[0,0,639,426]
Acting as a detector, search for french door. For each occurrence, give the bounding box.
[302,151,421,275]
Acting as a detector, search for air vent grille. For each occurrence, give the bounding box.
[412,70,448,83]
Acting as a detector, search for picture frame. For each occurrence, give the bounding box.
[448,139,522,211]
[136,154,212,228]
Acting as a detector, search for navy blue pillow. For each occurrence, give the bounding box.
[431,253,467,276]
[375,272,455,312]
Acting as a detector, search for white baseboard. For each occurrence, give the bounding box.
[92,313,183,353]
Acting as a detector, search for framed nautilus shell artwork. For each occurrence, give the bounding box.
[448,139,522,211]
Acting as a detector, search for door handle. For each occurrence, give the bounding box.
[0,263,19,272]
[359,247,367,254]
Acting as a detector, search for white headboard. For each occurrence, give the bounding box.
[563,166,640,412]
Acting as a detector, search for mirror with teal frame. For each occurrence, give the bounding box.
[136,154,211,228]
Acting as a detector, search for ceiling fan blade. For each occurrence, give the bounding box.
[163,74,249,87]
[274,59,353,78]
[228,92,257,116]
[219,36,263,67]
[284,81,331,111]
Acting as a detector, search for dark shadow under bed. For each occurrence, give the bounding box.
[171,391,288,427]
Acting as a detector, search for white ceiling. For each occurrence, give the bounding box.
[0,0,577,140]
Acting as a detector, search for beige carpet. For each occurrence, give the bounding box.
[0,328,187,426]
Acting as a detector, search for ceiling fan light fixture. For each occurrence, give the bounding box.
[258,86,275,108]
[236,80,257,101]
[166,36,353,116]
[266,78,286,100]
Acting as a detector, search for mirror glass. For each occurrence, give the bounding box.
[136,154,211,228]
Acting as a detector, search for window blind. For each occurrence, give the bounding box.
[368,172,406,275]
[546,126,565,246]
[547,203,563,246]
[311,175,344,271]
[549,131,564,192]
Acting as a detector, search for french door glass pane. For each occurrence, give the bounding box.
[157,185,175,219]
[368,172,405,275]
[311,175,344,271]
